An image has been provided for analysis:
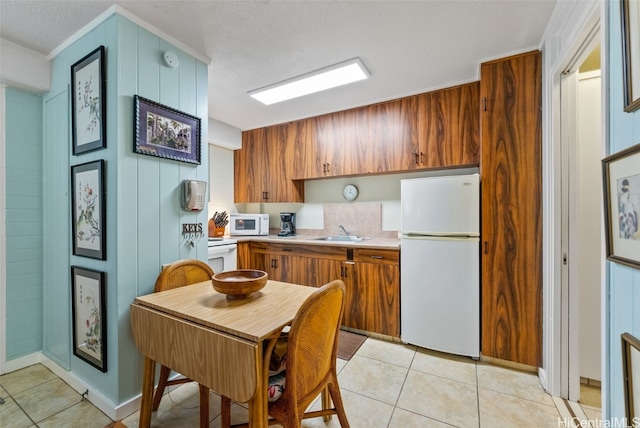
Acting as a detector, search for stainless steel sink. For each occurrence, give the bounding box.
[314,235,365,242]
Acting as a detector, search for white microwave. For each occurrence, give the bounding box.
[229,213,270,236]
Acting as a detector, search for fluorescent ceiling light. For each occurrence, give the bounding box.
[249,58,370,105]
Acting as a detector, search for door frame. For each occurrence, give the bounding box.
[543,2,605,404]
[1,84,6,374]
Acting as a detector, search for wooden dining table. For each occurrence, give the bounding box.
[130,279,317,428]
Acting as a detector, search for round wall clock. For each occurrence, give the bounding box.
[343,184,359,201]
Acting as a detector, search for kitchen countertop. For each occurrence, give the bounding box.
[232,234,400,250]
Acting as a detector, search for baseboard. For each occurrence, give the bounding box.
[3,351,46,374]
[3,352,142,421]
[538,366,548,392]
[479,354,538,373]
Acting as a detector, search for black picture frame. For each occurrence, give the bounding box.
[71,266,107,372]
[621,0,640,112]
[71,160,106,260]
[603,142,640,269]
[622,332,640,423]
[134,95,201,165]
[71,46,106,154]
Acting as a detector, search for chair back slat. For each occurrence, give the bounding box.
[286,280,345,404]
[154,259,214,292]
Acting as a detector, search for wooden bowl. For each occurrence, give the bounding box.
[211,269,268,299]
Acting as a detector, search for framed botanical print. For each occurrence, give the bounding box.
[71,266,107,372]
[622,332,640,422]
[603,142,640,268]
[71,46,106,154]
[622,0,640,112]
[71,160,106,260]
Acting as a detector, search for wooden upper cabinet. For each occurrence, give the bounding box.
[234,128,270,203]
[311,107,368,178]
[367,97,418,173]
[234,81,481,202]
[417,82,480,169]
[234,124,304,203]
[289,119,317,180]
[480,51,542,367]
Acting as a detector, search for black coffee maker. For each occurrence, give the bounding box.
[277,212,296,237]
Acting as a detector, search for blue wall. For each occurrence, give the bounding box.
[42,13,209,404]
[4,89,43,360]
[606,0,640,421]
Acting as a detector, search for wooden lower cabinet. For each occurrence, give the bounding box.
[248,242,400,337]
[236,242,252,269]
[340,260,399,337]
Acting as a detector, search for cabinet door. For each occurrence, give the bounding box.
[480,51,542,366]
[314,108,367,177]
[234,128,269,203]
[303,258,342,288]
[268,124,304,202]
[338,260,399,337]
[418,83,480,169]
[368,97,418,172]
[289,120,317,180]
[236,242,252,269]
[234,126,304,203]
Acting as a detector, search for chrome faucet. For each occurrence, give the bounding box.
[338,225,350,236]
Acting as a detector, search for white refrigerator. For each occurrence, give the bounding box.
[400,174,480,358]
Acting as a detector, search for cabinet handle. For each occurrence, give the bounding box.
[483,97,487,111]
[370,255,383,259]
[263,191,269,200]
[323,163,326,173]
[283,248,292,252]
[414,152,419,164]
[326,163,330,173]
[484,241,488,254]
[343,266,348,278]
[420,152,425,164]
[340,266,344,277]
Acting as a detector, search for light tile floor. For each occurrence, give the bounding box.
[0,338,602,427]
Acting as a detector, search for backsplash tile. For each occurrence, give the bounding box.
[323,202,396,239]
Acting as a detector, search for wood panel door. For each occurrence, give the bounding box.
[236,242,252,269]
[367,97,418,173]
[419,83,480,168]
[234,128,270,202]
[234,126,304,203]
[269,124,304,202]
[480,51,542,367]
[355,262,400,337]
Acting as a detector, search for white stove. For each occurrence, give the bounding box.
[207,237,237,247]
[207,238,237,272]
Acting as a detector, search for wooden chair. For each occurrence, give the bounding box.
[152,259,214,428]
[221,279,350,428]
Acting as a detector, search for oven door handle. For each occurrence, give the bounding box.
[207,246,238,257]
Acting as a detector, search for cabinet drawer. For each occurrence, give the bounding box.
[251,242,346,260]
[353,248,399,265]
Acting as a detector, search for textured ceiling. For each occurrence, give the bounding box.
[0,0,557,131]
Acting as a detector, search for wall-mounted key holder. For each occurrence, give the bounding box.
[182,223,204,247]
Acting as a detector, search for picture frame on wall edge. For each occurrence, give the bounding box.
[71,45,106,154]
[71,266,107,372]
[621,0,640,112]
[602,142,640,269]
[622,332,640,423]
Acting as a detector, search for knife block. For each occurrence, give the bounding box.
[208,219,225,237]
